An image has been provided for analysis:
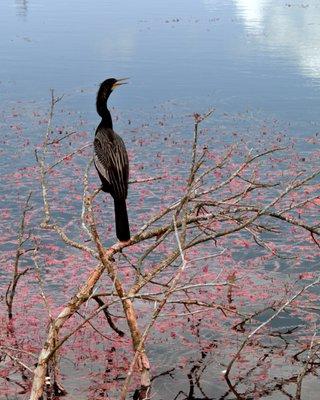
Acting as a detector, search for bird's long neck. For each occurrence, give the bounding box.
[96,94,113,129]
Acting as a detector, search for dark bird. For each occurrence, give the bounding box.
[93,78,130,242]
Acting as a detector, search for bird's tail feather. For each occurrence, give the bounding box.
[114,198,130,242]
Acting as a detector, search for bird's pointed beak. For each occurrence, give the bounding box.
[112,78,129,89]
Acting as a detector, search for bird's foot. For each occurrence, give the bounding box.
[110,239,131,251]
[119,239,131,246]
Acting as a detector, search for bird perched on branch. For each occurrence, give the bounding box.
[93,78,130,242]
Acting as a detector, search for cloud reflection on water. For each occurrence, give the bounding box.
[233,0,320,80]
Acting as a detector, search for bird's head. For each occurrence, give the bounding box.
[98,77,129,101]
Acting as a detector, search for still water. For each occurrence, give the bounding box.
[1,0,320,128]
[1,1,320,399]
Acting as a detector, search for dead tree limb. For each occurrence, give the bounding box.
[5,191,32,322]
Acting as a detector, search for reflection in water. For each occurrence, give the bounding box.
[2,0,320,120]
[15,0,28,17]
[233,0,320,80]
[234,0,271,33]
[99,33,136,61]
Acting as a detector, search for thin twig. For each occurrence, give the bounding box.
[5,192,32,321]
[224,277,320,398]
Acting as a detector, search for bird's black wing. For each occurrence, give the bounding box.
[94,128,129,199]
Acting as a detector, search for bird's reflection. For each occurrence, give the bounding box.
[15,0,28,17]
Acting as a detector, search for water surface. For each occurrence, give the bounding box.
[1,1,320,399]
[1,0,320,128]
